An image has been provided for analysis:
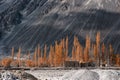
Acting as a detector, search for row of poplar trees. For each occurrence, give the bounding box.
[1,32,120,68]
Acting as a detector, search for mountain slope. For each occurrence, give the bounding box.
[1,0,120,53]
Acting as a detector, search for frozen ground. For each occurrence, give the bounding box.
[26,69,120,80]
[26,70,72,80]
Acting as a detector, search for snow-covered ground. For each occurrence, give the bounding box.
[26,69,120,80]
[26,70,72,80]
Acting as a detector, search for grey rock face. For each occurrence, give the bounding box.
[0,0,120,53]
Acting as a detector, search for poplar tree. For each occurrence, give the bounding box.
[34,48,37,67]
[17,47,21,67]
[116,54,120,66]
[37,45,41,67]
[44,44,47,65]
[72,47,75,61]
[54,41,58,66]
[84,48,89,63]
[94,44,97,62]
[79,44,83,63]
[11,47,14,60]
[84,35,91,63]
[65,36,68,61]
[49,45,54,66]
[86,35,91,50]
[101,43,105,63]
[109,44,114,65]
[96,32,100,66]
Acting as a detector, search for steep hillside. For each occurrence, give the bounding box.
[0,0,120,53]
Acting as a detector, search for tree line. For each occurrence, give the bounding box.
[1,32,120,68]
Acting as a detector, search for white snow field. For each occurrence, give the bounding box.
[26,69,120,80]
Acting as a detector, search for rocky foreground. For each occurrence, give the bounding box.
[26,69,120,80]
[0,69,120,80]
[0,70,37,80]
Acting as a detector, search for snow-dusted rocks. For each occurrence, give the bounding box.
[26,69,120,80]
[93,69,120,80]
[68,70,99,80]
[62,69,120,80]
[1,71,15,80]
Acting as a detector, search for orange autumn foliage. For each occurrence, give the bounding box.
[116,54,120,66]
[93,44,97,61]
[26,60,35,67]
[49,45,54,66]
[72,36,78,61]
[34,48,37,66]
[84,35,90,62]
[17,47,21,67]
[43,44,47,65]
[84,48,89,63]
[101,43,105,62]
[2,58,12,67]
[65,36,68,61]
[37,45,41,67]
[72,36,84,62]
[2,31,120,68]
[72,46,75,61]
[96,32,100,56]
[86,35,91,50]
[109,44,114,65]
[54,40,63,66]
[11,60,19,67]
[96,32,100,47]
[79,45,83,63]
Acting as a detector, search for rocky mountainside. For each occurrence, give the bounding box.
[1,0,120,53]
